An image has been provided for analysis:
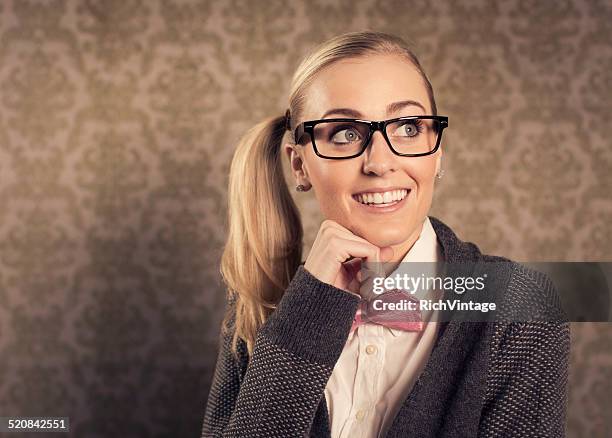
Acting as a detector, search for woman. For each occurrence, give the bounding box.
[201,31,569,438]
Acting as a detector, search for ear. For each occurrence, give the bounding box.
[283,143,311,187]
[434,148,443,175]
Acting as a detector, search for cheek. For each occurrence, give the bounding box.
[305,158,358,213]
[307,154,359,194]
[406,156,438,188]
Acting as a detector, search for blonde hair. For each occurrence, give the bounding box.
[221,30,438,355]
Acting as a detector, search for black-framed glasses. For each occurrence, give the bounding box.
[293,115,448,159]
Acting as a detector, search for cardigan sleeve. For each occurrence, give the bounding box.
[201,265,360,438]
[478,264,571,438]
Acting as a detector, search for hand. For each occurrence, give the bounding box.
[303,220,394,298]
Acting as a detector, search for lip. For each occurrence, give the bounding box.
[352,186,411,196]
[351,189,411,214]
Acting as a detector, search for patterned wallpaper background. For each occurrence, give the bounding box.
[0,0,610,436]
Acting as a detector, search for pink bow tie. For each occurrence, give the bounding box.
[350,288,423,333]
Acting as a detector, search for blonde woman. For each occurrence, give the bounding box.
[202,31,569,438]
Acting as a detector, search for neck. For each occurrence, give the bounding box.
[381,218,426,277]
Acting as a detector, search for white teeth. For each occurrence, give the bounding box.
[356,189,409,205]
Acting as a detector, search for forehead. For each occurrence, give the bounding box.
[305,53,431,118]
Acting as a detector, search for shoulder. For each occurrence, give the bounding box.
[430,215,570,343]
[429,215,566,322]
[482,255,568,323]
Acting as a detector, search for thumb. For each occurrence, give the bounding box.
[379,246,394,262]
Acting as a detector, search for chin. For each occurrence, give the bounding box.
[359,228,408,248]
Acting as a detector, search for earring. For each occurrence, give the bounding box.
[436,169,445,179]
[295,184,308,192]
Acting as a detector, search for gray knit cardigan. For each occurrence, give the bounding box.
[201,216,570,437]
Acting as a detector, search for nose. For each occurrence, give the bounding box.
[362,130,398,176]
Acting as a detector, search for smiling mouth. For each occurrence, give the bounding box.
[352,189,410,206]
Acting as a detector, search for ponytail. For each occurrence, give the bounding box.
[221,115,303,356]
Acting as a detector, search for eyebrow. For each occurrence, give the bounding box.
[320,100,427,119]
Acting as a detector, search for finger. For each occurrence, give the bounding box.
[362,245,394,279]
[342,257,362,279]
[332,238,387,265]
[356,268,363,283]
[329,225,393,263]
[324,223,373,247]
[320,221,397,268]
[343,257,383,299]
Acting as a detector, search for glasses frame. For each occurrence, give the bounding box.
[293,115,449,160]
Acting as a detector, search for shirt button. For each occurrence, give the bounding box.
[355,409,366,421]
[365,344,377,355]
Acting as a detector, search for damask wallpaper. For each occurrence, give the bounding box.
[0,0,610,436]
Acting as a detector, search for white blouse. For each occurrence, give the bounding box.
[324,216,444,438]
